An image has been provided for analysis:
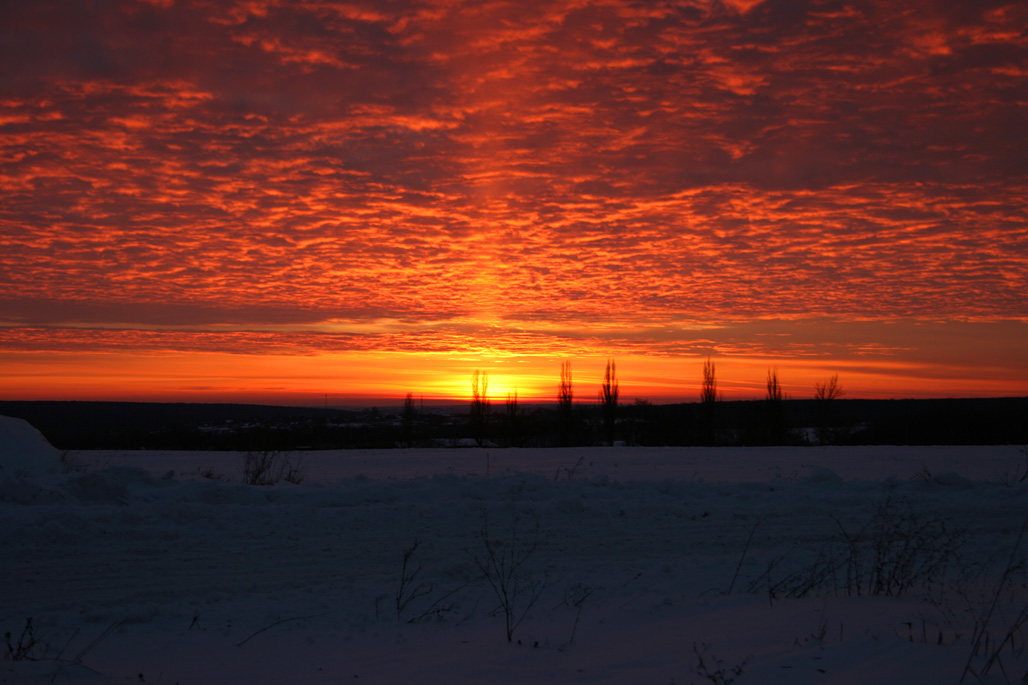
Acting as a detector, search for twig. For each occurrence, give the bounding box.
[727,518,762,594]
[396,538,433,621]
[75,620,122,662]
[567,587,591,646]
[54,627,79,662]
[409,581,473,624]
[237,611,332,646]
[961,513,1028,682]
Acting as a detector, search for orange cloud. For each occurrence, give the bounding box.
[1,0,1026,402]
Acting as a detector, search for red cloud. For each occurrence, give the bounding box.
[1,0,1026,400]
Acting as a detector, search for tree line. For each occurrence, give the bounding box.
[5,391,1024,451]
[401,358,851,448]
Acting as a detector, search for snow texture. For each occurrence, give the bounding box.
[2,415,1028,684]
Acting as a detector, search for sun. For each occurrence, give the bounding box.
[425,369,547,403]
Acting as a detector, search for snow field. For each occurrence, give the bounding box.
[2,418,1028,683]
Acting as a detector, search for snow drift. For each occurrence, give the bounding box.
[0,414,59,479]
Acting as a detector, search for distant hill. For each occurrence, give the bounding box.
[0,401,361,450]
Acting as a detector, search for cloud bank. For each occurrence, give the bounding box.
[1,0,1026,398]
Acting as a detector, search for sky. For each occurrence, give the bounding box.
[1,0,1026,405]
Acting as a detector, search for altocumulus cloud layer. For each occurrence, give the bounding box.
[1,0,1026,392]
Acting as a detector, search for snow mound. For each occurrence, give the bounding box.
[0,415,60,479]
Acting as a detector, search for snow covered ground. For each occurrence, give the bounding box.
[3,414,1028,684]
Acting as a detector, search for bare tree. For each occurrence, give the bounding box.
[814,374,844,401]
[701,357,718,404]
[600,358,619,446]
[766,367,783,402]
[470,370,490,447]
[701,357,718,444]
[763,367,788,445]
[814,374,845,445]
[559,361,573,408]
[402,392,417,448]
[558,360,574,446]
[505,388,521,447]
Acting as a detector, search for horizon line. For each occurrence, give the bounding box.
[4,393,1026,409]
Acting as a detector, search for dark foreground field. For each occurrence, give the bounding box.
[3,414,1028,683]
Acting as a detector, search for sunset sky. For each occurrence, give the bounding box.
[1,0,1027,405]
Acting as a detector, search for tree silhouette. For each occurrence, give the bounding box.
[558,360,574,446]
[814,374,845,445]
[600,358,619,446]
[701,357,718,404]
[470,370,490,447]
[763,367,788,445]
[814,373,844,402]
[701,357,718,444]
[504,388,521,447]
[766,367,782,402]
[402,392,416,448]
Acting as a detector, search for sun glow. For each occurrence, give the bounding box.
[3,339,1025,406]
[421,368,549,403]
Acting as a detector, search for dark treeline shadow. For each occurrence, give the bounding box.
[2,397,1027,451]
